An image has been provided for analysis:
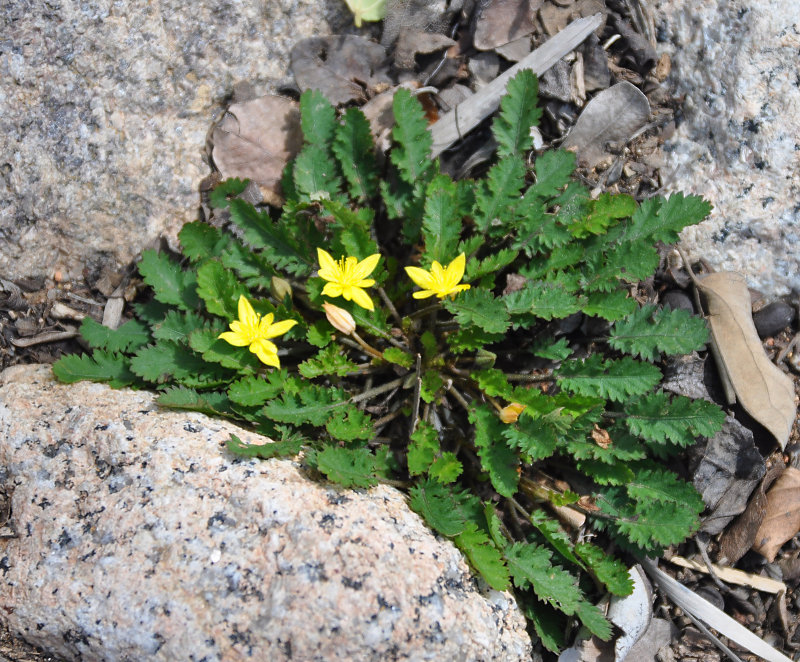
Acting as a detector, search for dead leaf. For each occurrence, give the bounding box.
[211,96,302,205]
[473,0,542,51]
[539,0,606,37]
[610,12,657,73]
[561,82,650,168]
[752,466,800,561]
[718,462,784,565]
[692,271,797,449]
[591,425,612,448]
[495,35,532,62]
[290,35,391,105]
[394,29,455,69]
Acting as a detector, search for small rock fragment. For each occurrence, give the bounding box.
[753,301,795,338]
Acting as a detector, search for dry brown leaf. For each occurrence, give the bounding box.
[394,29,455,69]
[752,466,800,561]
[211,96,302,205]
[473,0,542,51]
[692,271,797,449]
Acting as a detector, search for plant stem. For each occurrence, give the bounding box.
[505,372,553,383]
[443,378,471,411]
[352,331,383,360]
[377,286,402,326]
[351,377,405,404]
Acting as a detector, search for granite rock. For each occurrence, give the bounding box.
[0,0,346,283]
[0,365,531,661]
[655,0,800,296]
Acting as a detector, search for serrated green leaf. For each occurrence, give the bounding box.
[493,69,541,158]
[505,543,583,614]
[138,250,199,311]
[574,542,634,596]
[502,411,562,461]
[325,405,373,442]
[152,310,213,344]
[227,372,289,407]
[130,341,231,387]
[382,346,414,369]
[306,320,333,348]
[471,369,512,398]
[315,445,383,488]
[446,326,506,354]
[390,88,434,185]
[574,458,635,485]
[576,601,612,640]
[407,421,439,476]
[196,260,249,318]
[626,193,712,244]
[529,510,582,567]
[52,351,137,388]
[504,279,580,322]
[609,304,709,361]
[209,177,248,209]
[300,89,337,146]
[220,240,275,288]
[582,289,636,321]
[454,522,510,591]
[262,385,348,426]
[429,453,463,483]
[421,174,462,264]
[299,344,359,379]
[226,433,304,460]
[292,144,343,201]
[465,248,519,283]
[179,221,227,261]
[524,602,565,654]
[80,317,150,353]
[527,149,575,201]
[420,370,443,403]
[157,387,231,416]
[624,392,726,453]
[473,157,526,233]
[556,355,662,402]
[190,332,261,373]
[408,479,471,537]
[530,337,572,360]
[333,107,379,200]
[470,406,519,498]
[569,193,636,238]
[444,289,510,334]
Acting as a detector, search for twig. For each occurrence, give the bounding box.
[350,377,405,404]
[377,286,402,326]
[10,330,78,347]
[428,14,604,156]
[410,353,422,434]
[443,378,471,411]
[505,372,553,383]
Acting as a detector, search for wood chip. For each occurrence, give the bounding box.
[668,556,787,595]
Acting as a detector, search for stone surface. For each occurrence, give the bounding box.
[655,0,800,296]
[0,0,348,283]
[0,365,531,661]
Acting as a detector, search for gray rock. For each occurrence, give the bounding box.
[0,0,344,283]
[655,0,800,296]
[0,365,531,662]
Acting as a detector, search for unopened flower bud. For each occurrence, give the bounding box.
[323,302,356,335]
[270,276,293,301]
[499,402,526,424]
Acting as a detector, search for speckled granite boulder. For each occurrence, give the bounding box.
[655,0,800,296]
[0,365,531,662]
[0,0,348,282]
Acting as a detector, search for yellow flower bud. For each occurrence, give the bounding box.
[323,302,356,336]
[270,276,293,301]
[499,402,526,424]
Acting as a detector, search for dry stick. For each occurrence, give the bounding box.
[410,353,423,434]
[377,286,402,326]
[351,377,405,404]
[10,330,78,347]
[428,13,604,157]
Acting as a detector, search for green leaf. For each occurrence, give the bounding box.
[191,333,261,373]
[263,386,348,426]
[228,199,313,276]
[151,310,210,344]
[609,304,709,361]
[523,602,565,654]
[471,369,512,398]
[529,510,582,567]
[419,370,443,403]
[80,317,150,353]
[556,355,662,402]
[52,351,137,388]
[574,542,634,596]
[226,433,304,460]
[220,240,275,288]
[446,326,506,354]
[299,344,359,379]
[624,392,726,453]
[582,289,637,321]
[131,341,231,387]
[444,289,510,334]
[320,200,378,258]
[407,421,439,476]
[408,479,473,537]
[454,523,510,591]
[178,221,227,261]
[390,88,434,185]
[421,173,463,264]
[529,149,575,200]
[465,248,519,283]
[157,387,231,416]
[196,260,249,318]
[504,279,580,322]
[333,107,379,200]
[626,193,712,244]
[208,177,248,209]
[428,453,463,483]
[138,250,199,311]
[470,406,519,498]
[300,89,337,146]
[315,446,383,488]
[473,158,526,233]
[576,601,612,640]
[530,337,572,360]
[344,0,387,26]
[493,69,541,158]
[502,411,562,461]
[505,543,583,615]
[325,405,373,442]
[382,346,414,369]
[227,372,290,407]
[569,193,636,238]
[306,320,333,348]
[292,144,343,201]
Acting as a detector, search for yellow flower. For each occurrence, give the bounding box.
[218,295,297,368]
[404,253,471,299]
[317,248,380,311]
[499,402,526,424]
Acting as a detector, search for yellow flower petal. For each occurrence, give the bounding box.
[412,289,437,299]
[352,253,381,281]
[218,330,249,346]
[349,286,375,310]
[356,278,376,288]
[317,248,338,276]
[405,266,435,290]
[322,282,344,298]
[264,318,298,338]
[237,294,259,328]
[445,253,466,287]
[251,339,280,367]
